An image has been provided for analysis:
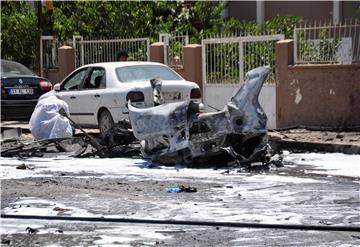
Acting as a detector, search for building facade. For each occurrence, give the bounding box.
[224,1,359,25]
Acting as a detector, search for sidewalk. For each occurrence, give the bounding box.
[269,128,360,154]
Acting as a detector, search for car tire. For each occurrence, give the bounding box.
[98,109,114,138]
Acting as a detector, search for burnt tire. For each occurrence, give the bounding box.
[98,109,114,138]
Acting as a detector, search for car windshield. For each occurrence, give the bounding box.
[116,65,182,83]
[0,60,34,77]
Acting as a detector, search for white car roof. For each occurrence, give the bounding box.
[78,61,168,70]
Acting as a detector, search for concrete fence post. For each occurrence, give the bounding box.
[275,40,294,128]
[150,42,165,64]
[58,46,75,83]
[275,39,294,73]
[182,44,203,92]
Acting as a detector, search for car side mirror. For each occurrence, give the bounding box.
[54,84,61,91]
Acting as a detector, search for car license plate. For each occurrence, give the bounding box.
[163,92,181,100]
[9,88,34,95]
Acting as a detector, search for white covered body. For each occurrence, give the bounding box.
[29,95,73,140]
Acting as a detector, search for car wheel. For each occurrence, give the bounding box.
[98,109,114,138]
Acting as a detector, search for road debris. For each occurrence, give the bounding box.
[53,207,70,213]
[1,137,85,158]
[58,110,141,158]
[25,227,39,234]
[1,113,140,159]
[0,134,141,159]
[1,128,22,140]
[58,108,108,158]
[15,163,33,170]
[181,186,197,193]
[166,186,197,193]
[1,239,11,245]
[166,187,182,193]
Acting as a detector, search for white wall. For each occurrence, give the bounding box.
[203,84,276,129]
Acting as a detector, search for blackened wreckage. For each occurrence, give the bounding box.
[128,66,272,165]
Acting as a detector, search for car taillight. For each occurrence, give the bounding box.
[1,81,5,96]
[39,80,52,91]
[190,88,201,99]
[126,91,144,102]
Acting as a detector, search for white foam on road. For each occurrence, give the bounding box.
[2,218,172,246]
[283,152,360,178]
[2,153,359,181]
[1,156,225,182]
[2,197,101,217]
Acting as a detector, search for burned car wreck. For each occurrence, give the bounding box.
[128,66,272,165]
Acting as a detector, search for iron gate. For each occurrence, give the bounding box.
[201,34,284,129]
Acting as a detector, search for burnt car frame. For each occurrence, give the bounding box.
[128,66,271,165]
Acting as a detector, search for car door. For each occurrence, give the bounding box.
[74,67,106,126]
[56,68,88,123]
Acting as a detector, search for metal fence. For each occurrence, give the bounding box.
[40,35,59,76]
[159,33,189,67]
[201,34,284,85]
[294,19,360,64]
[73,37,150,68]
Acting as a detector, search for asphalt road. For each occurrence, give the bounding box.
[1,151,360,246]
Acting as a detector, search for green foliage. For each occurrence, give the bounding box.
[52,1,187,43]
[263,15,302,38]
[190,1,225,40]
[222,18,259,36]
[297,28,341,63]
[49,1,229,44]
[1,1,39,67]
[219,15,302,38]
[1,1,303,71]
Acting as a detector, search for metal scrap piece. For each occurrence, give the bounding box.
[1,137,74,158]
[1,128,22,141]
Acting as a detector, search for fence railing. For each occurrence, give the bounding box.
[73,37,150,68]
[40,35,59,76]
[159,33,189,68]
[294,19,360,64]
[201,34,284,85]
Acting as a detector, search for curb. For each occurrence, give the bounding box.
[269,139,360,155]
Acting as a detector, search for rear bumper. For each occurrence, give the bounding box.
[1,99,38,120]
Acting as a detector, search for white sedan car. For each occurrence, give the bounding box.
[52,62,201,135]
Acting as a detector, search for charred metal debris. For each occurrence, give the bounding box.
[0,121,140,159]
[1,66,282,169]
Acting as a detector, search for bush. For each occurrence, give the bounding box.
[1,1,39,67]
